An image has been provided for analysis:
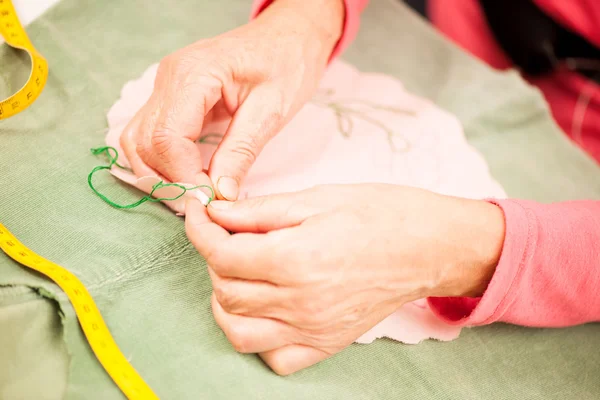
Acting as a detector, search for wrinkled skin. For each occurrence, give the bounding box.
[120,0,344,200]
[185,184,505,375]
[118,0,506,376]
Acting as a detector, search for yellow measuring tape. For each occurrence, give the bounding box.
[0,224,159,399]
[1,2,158,398]
[0,0,48,119]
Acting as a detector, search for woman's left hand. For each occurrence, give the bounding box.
[185,184,505,375]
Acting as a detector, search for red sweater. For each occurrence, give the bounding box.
[251,0,600,328]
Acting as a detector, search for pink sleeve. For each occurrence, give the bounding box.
[250,0,369,59]
[428,199,600,327]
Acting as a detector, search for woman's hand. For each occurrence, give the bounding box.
[185,184,505,375]
[120,0,344,199]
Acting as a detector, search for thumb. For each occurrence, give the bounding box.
[209,86,286,200]
[207,190,322,233]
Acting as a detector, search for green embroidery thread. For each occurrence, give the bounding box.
[88,146,214,209]
[197,133,223,145]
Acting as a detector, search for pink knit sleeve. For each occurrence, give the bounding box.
[250,0,368,59]
[428,199,600,327]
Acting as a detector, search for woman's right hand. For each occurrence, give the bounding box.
[120,0,345,200]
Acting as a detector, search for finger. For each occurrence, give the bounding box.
[147,72,225,183]
[259,345,331,376]
[208,268,290,318]
[146,131,205,184]
[185,198,230,256]
[208,85,287,201]
[186,199,281,281]
[119,98,164,179]
[204,232,282,281]
[212,293,295,354]
[207,191,322,233]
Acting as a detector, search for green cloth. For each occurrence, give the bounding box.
[1,0,599,399]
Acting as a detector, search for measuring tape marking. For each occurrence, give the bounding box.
[1,1,158,397]
[0,224,159,399]
[0,0,48,119]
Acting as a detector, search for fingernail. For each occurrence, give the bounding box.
[217,176,239,201]
[209,200,234,210]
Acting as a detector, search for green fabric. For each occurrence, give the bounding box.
[1,0,599,399]
[0,287,68,400]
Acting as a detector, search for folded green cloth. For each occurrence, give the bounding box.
[1,0,599,399]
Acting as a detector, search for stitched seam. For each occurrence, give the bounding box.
[85,240,204,291]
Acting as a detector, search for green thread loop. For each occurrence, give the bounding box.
[197,133,223,145]
[90,146,131,171]
[88,146,214,209]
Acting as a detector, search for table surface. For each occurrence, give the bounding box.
[13,0,59,26]
[1,0,599,399]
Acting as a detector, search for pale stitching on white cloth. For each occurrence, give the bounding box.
[480,201,538,325]
[311,89,419,152]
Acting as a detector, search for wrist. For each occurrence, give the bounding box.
[433,199,506,298]
[259,0,345,60]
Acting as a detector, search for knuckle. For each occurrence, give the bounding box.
[212,282,227,304]
[227,325,251,353]
[171,59,191,77]
[135,144,147,162]
[205,244,230,275]
[302,303,322,322]
[135,140,154,165]
[119,130,132,152]
[261,109,284,133]
[265,355,293,376]
[228,135,260,166]
[157,56,170,70]
[278,202,306,228]
[213,282,239,312]
[157,55,175,76]
[297,299,328,328]
[246,195,269,212]
[340,311,363,328]
[192,74,222,94]
[150,126,175,157]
